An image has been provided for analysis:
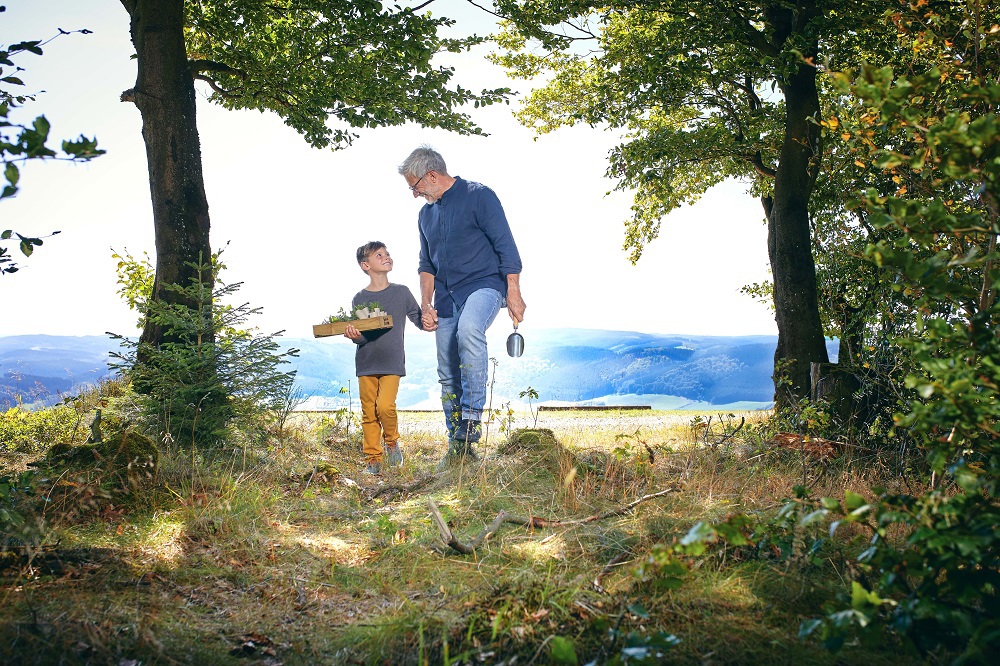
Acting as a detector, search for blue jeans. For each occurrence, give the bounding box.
[436,287,503,438]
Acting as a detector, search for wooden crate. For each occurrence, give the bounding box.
[313,315,393,337]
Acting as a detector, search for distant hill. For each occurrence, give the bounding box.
[0,335,125,409]
[0,331,839,411]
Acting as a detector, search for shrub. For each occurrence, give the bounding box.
[800,16,1000,660]
[110,251,298,449]
[0,405,81,454]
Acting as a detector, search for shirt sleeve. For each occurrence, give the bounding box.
[417,210,436,276]
[403,286,423,330]
[477,188,522,277]
[351,291,367,346]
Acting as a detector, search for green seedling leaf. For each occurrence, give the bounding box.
[549,635,577,664]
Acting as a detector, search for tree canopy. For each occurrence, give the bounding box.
[182,0,510,149]
[491,0,902,405]
[116,0,510,389]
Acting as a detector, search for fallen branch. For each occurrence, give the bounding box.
[504,486,681,528]
[593,551,631,594]
[365,472,441,501]
[430,486,680,555]
[429,499,508,555]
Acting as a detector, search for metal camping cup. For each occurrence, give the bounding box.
[506,319,524,357]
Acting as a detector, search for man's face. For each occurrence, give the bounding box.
[405,170,441,203]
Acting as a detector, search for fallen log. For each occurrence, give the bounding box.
[429,486,681,555]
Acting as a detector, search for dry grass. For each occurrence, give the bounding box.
[0,409,928,665]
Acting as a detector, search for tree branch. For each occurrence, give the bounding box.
[193,73,239,98]
[751,150,777,178]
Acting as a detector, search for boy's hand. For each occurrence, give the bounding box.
[344,325,362,340]
[421,303,438,331]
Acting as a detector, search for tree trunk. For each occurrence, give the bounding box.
[121,0,213,353]
[765,57,830,408]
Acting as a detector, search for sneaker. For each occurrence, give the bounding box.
[362,462,380,476]
[385,442,404,467]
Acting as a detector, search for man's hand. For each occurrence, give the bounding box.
[422,303,439,331]
[344,325,362,340]
[506,274,526,324]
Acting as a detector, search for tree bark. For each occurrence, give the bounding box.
[121,0,213,353]
[765,55,830,408]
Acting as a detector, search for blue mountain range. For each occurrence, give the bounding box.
[0,331,840,411]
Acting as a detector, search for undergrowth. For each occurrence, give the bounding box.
[0,403,933,665]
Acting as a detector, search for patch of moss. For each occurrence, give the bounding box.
[42,431,158,477]
[501,428,558,452]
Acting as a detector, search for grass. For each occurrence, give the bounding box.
[0,408,932,664]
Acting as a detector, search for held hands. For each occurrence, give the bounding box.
[421,303,438,331]
[344,324,362,340]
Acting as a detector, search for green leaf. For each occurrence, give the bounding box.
[549,635,578,664]
[799,509,828,528]
[821,497,843,512]
[850,581,882,610]
[680,521,716,546]
[844,491,865,512]
[654,576,685,591]
[31,114,50,139]
[4,162,18,186]
[627,602,649,619]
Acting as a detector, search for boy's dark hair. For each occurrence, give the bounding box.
[356,241,386,266]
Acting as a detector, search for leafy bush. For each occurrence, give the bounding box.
[0,405,80,454]
[799,9,1000,659]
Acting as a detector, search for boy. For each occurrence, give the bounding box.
[345,241,424,475]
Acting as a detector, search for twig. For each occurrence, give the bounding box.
[300,467,317,496]
[291,576,337,588]
[714,416,746,447]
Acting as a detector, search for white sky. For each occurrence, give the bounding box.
[1,0,777,340]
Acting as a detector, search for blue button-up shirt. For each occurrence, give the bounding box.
[417,176,522,318]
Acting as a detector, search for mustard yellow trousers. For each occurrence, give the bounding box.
[358,374,401,463]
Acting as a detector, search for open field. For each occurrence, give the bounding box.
[1,409,927,665]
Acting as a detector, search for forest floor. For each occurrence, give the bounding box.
[1,409,932,665]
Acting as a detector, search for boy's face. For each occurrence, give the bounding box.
[362,247,393,274]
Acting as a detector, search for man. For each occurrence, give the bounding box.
[398,145,526,464]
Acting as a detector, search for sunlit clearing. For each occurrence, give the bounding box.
[140,518,185,563]
[296,534,370,566]
[510,534,567,562]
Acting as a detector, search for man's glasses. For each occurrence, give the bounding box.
[408,172,429,192]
